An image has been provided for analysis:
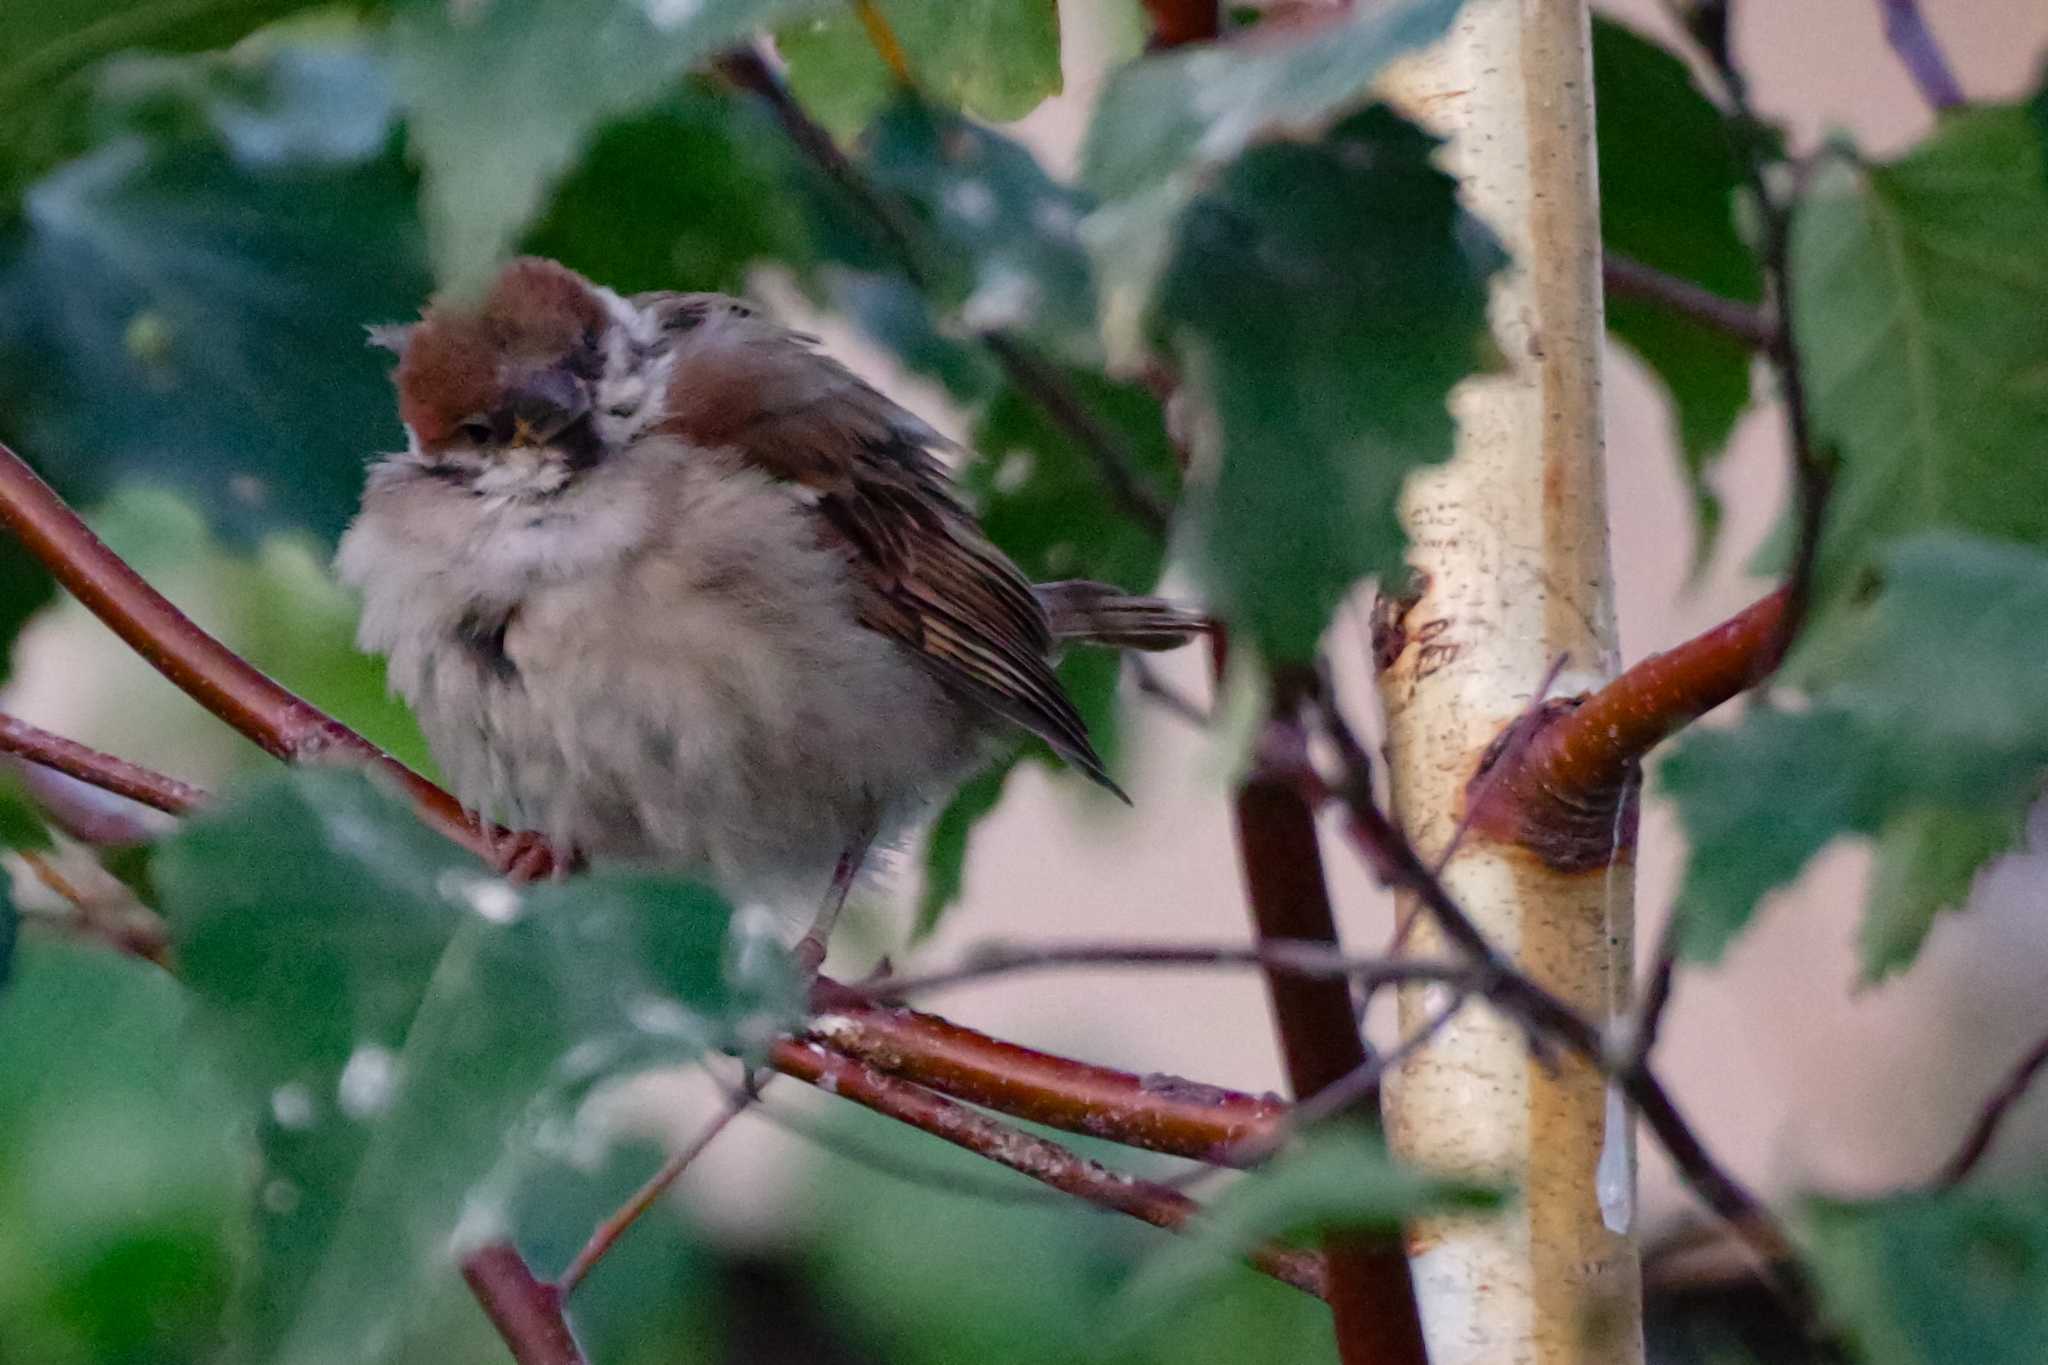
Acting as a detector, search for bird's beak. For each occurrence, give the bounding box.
[502,368,591,448]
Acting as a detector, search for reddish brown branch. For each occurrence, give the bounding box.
[1217,649,1429,1365]
[769,1037,1329,1299]
[1141,0,1220,50]
[807,985,1288,1163]
[1464,587,1788,869]
[1929,1030,2048,1189]
[461,1242,586,1365]
[0,441,564,874]
[1,711,204,815]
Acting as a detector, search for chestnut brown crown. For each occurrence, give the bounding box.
[389,257,612,455]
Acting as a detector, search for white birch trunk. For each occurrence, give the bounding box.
[1376,2,1645,1361]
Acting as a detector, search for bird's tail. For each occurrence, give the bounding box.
[1035,580,1211,652]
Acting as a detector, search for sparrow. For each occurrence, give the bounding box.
[336,257,1200,965]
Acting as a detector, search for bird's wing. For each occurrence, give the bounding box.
[638,292,1116,794]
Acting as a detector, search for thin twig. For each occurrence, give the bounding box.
[1603,250,1776,350]
[558,1089,757,1296]
[1,711,204,815]
[1928,1031,2048,1189]
[861,938,1478,1000]
[1126,655,1211,729]
[1197,994,1472,1181]
[1629,913,1684,1070]
[769,1037,1329,1299]
[1875,0,1965,111]
[717,49,1172,536]
[460,1242,586,1365]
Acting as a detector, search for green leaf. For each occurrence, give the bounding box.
[909,371,1182,936]
[0,765,56,855]
[1080,0,1465,356]
[0,939,248,1365]
[1591,17,1762,556]
[1153,106,1503,661]
[524,84,815,297]
[1792,106,2048,633]
[391,0,828,291]
[1663,534,2048,970]
[1122,1124,1505,1321]
[779,0,1061,140]
[826,270,1001,403]
[1861,804,2020,981]
[1803,1181,2048,1365]
[0,44,430,546]
[0,0,336,201]
[154,768,797,1363]
[806,1102,1342,1365]
[916,761,1012,939]
[0,871,13,987]
[865,95,1100,365]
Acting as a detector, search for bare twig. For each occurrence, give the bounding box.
[805,986,1289,1163]
[1218,645,1429,1365]
[861,938,1477,1000]
[1,711,204,815]
[1603,250,1776,350]
[1875,0,1965,111]
[1428,651,1569,877]
[1125,655,1211,728]
[1629,913,1684,1070]
[461,1242,586,1365]
[717,49,1172,536]
[769,1037,1329,1299]
[1928,1031,2048,1189]
[850,0,914,84]
[558,1090,757,1296]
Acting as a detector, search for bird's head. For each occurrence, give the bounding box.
[378,257,647,498]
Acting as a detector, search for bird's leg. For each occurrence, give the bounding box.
[793,821,875,978]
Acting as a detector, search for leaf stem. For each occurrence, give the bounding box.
[557,1090,756,1297]
[460,1242,586,1365]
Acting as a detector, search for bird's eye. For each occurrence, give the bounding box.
[459,420,493,444]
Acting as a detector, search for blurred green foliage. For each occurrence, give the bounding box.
[0,2,2045,1363]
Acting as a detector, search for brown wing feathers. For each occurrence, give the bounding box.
[647,294,1121,797]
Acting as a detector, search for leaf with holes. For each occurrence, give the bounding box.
[1662,535,2048,974]
[155,768,797,1363]
[779,0,1061,141]
[1792,106,2048,635]
[1153,106,1503,662]
[1592,17,1762,559]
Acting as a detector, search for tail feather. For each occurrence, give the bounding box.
[1034,580,1210,652]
